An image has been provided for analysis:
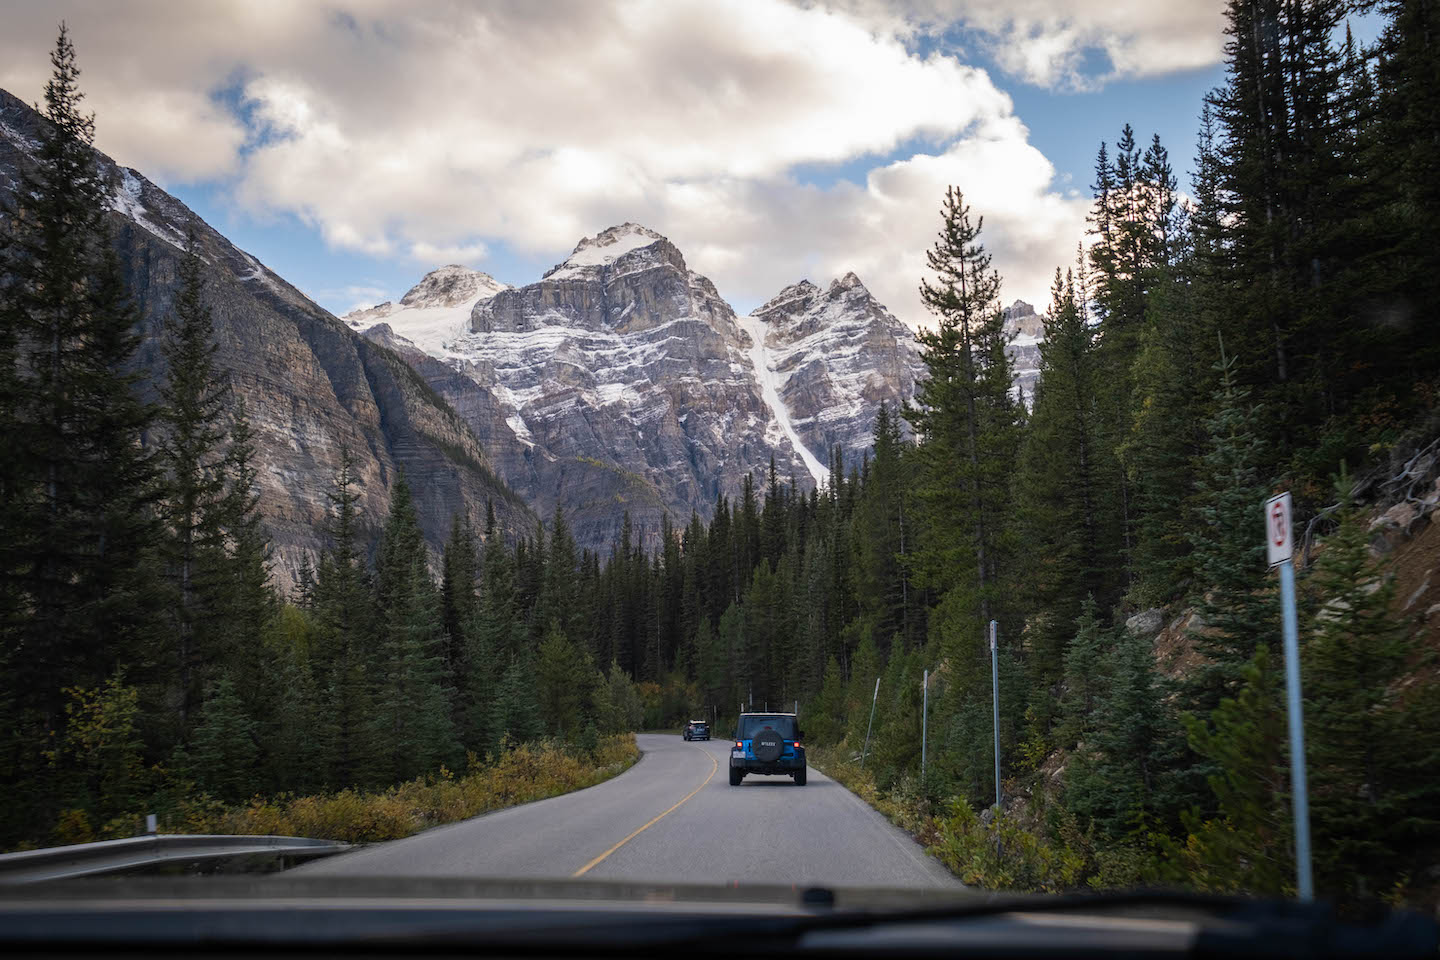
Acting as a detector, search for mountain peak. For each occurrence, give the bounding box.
[399,264,507,309]
[755,280,821,319]
[829,271,867,294]
[1003,299,1036,320]
[544,223,670,280]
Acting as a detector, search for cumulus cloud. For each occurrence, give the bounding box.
[0,0,1130,319]
[811,0,1227,90]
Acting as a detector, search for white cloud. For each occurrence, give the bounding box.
[810,0,1227,90]
[0,0,1119,320]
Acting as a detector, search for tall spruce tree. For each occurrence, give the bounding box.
[1185,351,1276,715]
[371,473,456,782]
[159,234,230,728]
[1303,479,1440,901]
[1013,269,1119,705]
[311,448,377,786]
[1,28,164,778]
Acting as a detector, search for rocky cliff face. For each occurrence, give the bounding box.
[1003,299,1043,404]
[0,88,534,590]
[745,273,926,474]
[350,227,928,553]
[354,224,814,550]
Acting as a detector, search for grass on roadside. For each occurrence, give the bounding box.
[808,744,1098,894]
[162,735,640,845]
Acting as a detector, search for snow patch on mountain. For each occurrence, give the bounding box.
[737,313,827,486]
[543,223,667,281]
[109,167,187,250]
[345,265,509,355]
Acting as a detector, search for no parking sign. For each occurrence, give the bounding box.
[1265,492,1292,567]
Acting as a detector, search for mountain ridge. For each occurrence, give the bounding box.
[348,225,927,551]
[0,86,537,590]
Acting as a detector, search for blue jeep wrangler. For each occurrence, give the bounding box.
[730,713,806,786]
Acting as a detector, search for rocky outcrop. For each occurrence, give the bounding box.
[354,225,813,551]
[0,87,534,591]
[747,272,926,473]
[1003,299,1043,405]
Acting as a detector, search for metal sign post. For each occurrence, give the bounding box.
[1266,492,1313,902]
[990,620,1001,811]
[860,677,880,770]
[921,669,928,779]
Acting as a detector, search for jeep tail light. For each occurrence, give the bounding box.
[793,742,802,750]
[735,741,743,749]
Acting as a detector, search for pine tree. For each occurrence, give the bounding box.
[908,188,1020,667]
[1070,622,1183,838]
[542,506,579,641]
[159,234,231,728]
[1303,479,1440,901]
[1056,598,1108,749]
[491,653,542,747]
[536,622,595,738]
[190,674,258,803]
[1170,646,1292,896]
[2,27,165,743]
[441,510,478,675]
[1185,351,1276,715]
[264,632,325,795]
[1013,270,1119,703]
[370,472,456,782]
[311,448,377,786]
[212,403,275,700]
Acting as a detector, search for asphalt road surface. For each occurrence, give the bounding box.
[294,734,959,888]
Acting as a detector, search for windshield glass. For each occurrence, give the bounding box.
[2,0,1436,925]
[738,717,796,740]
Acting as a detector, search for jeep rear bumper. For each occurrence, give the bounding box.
[731,755,804,775]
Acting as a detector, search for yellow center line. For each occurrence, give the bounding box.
[572,745,719,877]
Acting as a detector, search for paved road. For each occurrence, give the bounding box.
[295,734,958,889]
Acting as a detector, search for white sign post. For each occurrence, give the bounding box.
[1265,492,1313,902]
[921,669,928,779]
[860,677,880,770]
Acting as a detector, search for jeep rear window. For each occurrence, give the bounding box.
[738,716,797,739]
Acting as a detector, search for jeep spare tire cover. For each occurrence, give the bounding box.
[753,728,784,762]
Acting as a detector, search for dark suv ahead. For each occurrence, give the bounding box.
[683,720,710,741]
[730,713,806,785]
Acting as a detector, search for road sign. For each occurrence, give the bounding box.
[1263,490,1313,902]
[1265,492,1293,567]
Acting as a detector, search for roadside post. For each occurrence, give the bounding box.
[990,620,1000,812]
[860,677,880,769]
[1266,492,1313,902]
[921,669,928,779]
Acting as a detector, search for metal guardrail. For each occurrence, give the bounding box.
[0,834,353,884]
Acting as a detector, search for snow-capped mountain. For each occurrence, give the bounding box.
[344,264,510,352]
[349,224,925,551]
[746,273,926,475]
[1003,299,1043,404]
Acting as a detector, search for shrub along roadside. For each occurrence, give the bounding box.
[49,736,639,848]
[172,735,640,844]
[809,745,1107,894]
